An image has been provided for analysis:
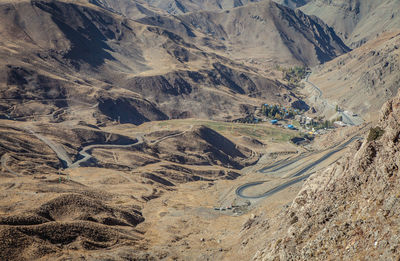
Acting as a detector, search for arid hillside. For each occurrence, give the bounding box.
[177,0,350,66]
[251,85,400,260]
[1,0,399,260]
[140,0,260,14]
[0,119,263,260]
[90,0,164,19]
[1,0,342,124]
[274,0,310,8]
[301,0,400,47]
[305,31,400,121]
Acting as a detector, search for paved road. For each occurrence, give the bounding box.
[70,125,194,168]
[25,126,143,169]
[258,153,309,173]
[26,125,194,169]
[236,174,313,200]
[305,73,322,98]
[236,136,362,199]
[26,128,73,168]
[304,73,364,126]
[69,136,145,168]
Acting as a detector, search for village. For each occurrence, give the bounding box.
[233,103,350,140]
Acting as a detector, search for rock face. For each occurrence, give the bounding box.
[254,91,400,259]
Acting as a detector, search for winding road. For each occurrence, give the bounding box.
[25,125,194,169]
[236,135,362,199]
[69,136,145,168]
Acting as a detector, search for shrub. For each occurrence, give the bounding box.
[367,126,384,141]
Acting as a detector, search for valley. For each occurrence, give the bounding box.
[0,0,399,260]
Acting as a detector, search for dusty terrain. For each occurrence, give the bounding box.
[0,0,349,126]
[0,0,399,260]
[300,0,400,48]
[0,117,301,260]
[253,76,400,261]
[174,0,350,66]
[303,31,400,122]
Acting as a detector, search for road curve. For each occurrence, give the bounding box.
[26,125,194,169]
[236,173,313,200]
[305,73,322,98]
[236,136,362,199]
[70,136,145,168]
[258,153,309,174]
[25,128,73,168]
[69,125,194,168]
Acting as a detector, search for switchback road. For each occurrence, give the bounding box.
[236,136,362,199]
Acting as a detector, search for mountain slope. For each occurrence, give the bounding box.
[254,82,400,261]
[176,0,350,66]
[0,0,304,124]
[141,0,260,15]
[274,0,310,9]
[300,0,400,47]
[305,31,400,122]
[89,0,166,19]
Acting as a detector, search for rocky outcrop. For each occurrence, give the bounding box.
[254,91,400,259]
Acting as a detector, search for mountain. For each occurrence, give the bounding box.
[304,31,400,122]
[98,0,350,67]
[300,0,400,47]
[91,0,308,15]
[253,80,400,260]
[89,0,165,19]
[141,0,260,15]
[274,0,310,8]
[0,0,293,124]
[0,0,351,126]
[0,0,399,260]
[176,0,350,66]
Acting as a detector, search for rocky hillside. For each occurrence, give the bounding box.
[301,0,400,47]
[177,0,350,66]
[274,0,310,8]
[0,121,255,260]
[0,0,281,123]
[140,0,260,14]
[0,0,351,124]
[306,31,400,121]
[253,86,400,259]
[89,0,164,19]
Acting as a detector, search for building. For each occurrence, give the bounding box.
[334,121,347,128]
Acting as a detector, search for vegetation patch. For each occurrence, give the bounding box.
[367,126,384,141]
[276,66,308,84]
